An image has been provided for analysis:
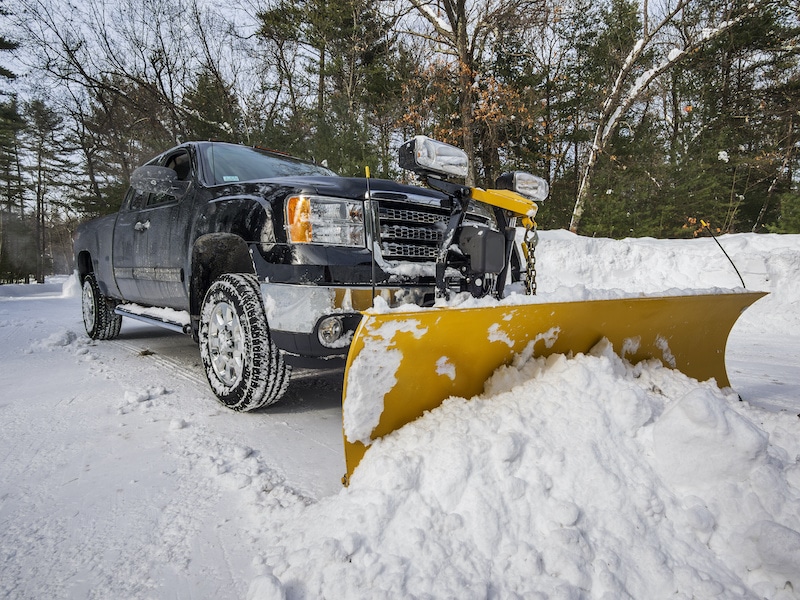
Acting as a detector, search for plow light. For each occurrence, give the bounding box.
[495,171,549,202]
[398,136,468,179]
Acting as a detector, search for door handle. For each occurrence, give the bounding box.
[134,220,150,232]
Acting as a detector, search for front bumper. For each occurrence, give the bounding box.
[261,282,434,366]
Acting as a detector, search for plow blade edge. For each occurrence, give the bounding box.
[341,291,765,480]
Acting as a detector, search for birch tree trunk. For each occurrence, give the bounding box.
[568,0,767,233]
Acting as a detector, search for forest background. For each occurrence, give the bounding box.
[0,0,798,283]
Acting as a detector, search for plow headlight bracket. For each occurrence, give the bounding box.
[495,171,549,202]
[398,136,469,179]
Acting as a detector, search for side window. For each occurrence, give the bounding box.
[146,150,192,207]
[123,186,147,211]
[169,151,192,182]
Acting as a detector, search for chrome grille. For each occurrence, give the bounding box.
[381,243,439,259]
[377,199,448,260]
[380,207,448,225]
[380,225,442,242]
[377,196,496,261]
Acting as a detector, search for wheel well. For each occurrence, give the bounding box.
[76,251,93,282]
[190,233,255,321]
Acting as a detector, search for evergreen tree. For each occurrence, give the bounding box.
[0,95,23,215]
[256,0,393,174]
[493,0,603,228]
[183,68,243,142]
[23,98,74,281]
[665,0,800,234]
[0,0,16,86]
[0,0,28,281]
[314,0,394,175]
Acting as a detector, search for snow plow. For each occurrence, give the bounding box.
[341,291,765,479]
[341,137,765,481]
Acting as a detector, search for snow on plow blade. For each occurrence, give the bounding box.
[341,291,765,481]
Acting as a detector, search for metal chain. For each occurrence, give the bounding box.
[523,226,538,295]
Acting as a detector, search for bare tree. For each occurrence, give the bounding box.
[392,0,548,185]
[15,0,254,148]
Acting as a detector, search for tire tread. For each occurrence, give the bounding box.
[199,273,290,411]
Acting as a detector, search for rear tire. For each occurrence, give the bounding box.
[199,273,290,411]
[82,273,122,340]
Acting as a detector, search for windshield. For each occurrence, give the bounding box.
[200,143,336,185]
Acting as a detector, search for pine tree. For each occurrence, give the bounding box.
[665,0,800,234]
[256,0,392,174]
[183,68,243,142]
[0,0,28,281]
[567,0,771,234]
[23,98,72,282]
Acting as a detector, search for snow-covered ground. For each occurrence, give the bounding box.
[1,231,799,599]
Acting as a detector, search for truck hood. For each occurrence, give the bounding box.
[218,176,448,204]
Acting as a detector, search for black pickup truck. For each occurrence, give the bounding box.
[74,138,547,411]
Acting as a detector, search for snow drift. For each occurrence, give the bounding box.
[251,342,800,600]
[249,231,800,600]
[1,231,799,600]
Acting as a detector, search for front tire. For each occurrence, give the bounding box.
[82,273,122,340]
[199,273,290,411]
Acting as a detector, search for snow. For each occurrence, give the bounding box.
[1,231,800,599]
[118,302,191,326]
[417,3,453,35]
[343,318,428,446]
[435,356,456,380]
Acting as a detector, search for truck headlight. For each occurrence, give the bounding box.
[285,195,366,247]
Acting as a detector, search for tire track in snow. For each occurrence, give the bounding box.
[99,330,346,494]
[108,335,345,403]
[109,338,207,388]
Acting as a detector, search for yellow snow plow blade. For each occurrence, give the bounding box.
[341,291,765,481]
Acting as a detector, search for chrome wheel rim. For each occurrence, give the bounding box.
[82,281,96,331]
[207,301,244,386]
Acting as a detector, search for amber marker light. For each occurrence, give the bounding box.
[286,195,312,243]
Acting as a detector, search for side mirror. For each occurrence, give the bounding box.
[130,165,190,196]
[398,136,468,179]
[495,171,549,202]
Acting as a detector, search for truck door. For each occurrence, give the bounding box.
[111,186,149,302]
[128,149,195,310]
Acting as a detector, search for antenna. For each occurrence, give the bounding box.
[701,220,746,288]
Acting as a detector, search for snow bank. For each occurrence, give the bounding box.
[250,338,799,599]
[535,231,800,330]
[246,231,800,600]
